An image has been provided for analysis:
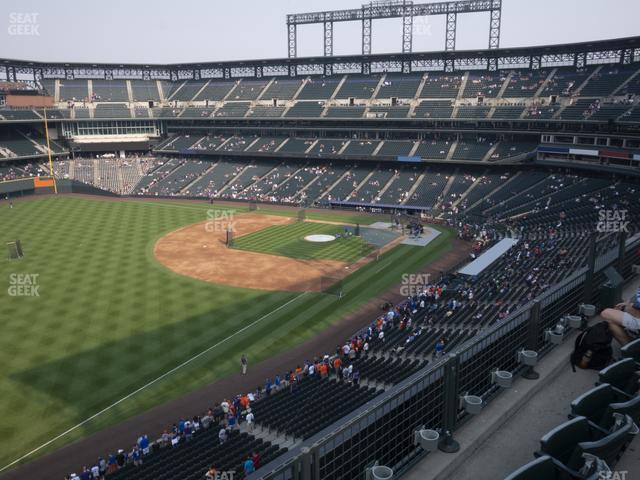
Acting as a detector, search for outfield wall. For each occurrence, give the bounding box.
[0,178,118,197]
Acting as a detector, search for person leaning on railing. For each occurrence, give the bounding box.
[602,287,640,346]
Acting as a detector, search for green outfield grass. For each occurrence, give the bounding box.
[0,196,453,471]
[232,222,375,262]
[253,208,388,225]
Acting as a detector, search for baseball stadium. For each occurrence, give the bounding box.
[0,1,640,479]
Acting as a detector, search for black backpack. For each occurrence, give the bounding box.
[570,321,613,371]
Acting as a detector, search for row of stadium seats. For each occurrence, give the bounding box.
[2,98,636,121]
[37,157,640,240]
[154,133,534,163]
[37,64,640,105]
[505,351,640,479]
[0,128,66,159]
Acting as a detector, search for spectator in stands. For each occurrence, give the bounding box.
[206,465,218,479]
[131,446,142,466]
[246,409,255,432]
[137,434,149,454]
[602,289,640,345]
[160,429,171,447]
[106,453,117,474]
[265,377,272,395]
[220,399,230,416]
[116,449,126,469]
[218,426,228,445]
[244,455,255,475]
[78,466,91,480]
[252,450,261,469]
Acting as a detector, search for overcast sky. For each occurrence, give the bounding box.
[1,0,638,64]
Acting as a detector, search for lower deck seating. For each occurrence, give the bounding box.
[250,376,381,440]
[107,429,286,480]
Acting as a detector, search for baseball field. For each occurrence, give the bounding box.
[0,196,454,471]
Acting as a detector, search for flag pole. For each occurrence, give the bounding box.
[43,107,57,194]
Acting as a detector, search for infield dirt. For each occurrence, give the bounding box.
[154,213,402,292]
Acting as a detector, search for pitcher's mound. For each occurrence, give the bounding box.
[304,234,336,243]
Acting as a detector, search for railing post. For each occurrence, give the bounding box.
[312,445,320,480]
[583,233,597,303]
[618,230,628,274]
[526,301,541,351]
[300,446,312,480]
[438,354,460,453]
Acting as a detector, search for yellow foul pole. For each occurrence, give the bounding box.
[43,107,57,194]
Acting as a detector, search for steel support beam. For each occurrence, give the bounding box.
[324,21,333,57]
[584,233,597,303]
[530,55,541,70]
[445,12,457,51]
[402,4,413,53]
[288,1,500,58]
[362,15,372,55]
[288,22,297,58]
[1,36,638,80]
[488,0,501,49]
[445,58,455,72]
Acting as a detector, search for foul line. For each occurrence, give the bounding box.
[0,291,308,473]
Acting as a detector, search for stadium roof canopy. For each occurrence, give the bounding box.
[0,35,639,82]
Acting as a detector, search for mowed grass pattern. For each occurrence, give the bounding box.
[232,222,375,262]
[0,197,453,471]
